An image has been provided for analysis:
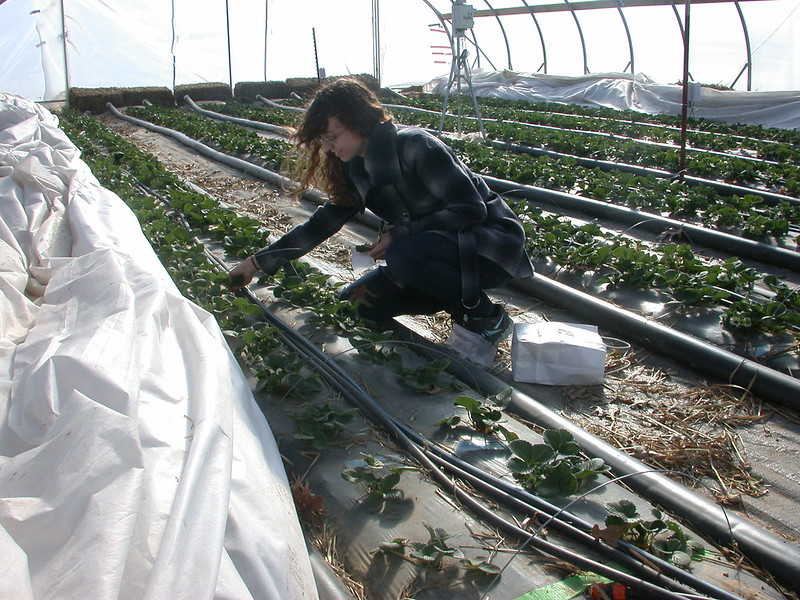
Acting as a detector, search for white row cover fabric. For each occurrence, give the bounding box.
[0,93,319,600]
[424,70,800,131]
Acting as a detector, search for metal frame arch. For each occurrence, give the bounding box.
[670,0,691,81]
[482,0,513,69]
[519,0,548,73]
[563,0,590,74]
[669,0,752,90]
[730,0,753,90]
[420,0,454,48]
[614,0,636,75]
[422,1,499,73]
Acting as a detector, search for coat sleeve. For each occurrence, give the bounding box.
[253,201,358,273]
[390,132,488,239]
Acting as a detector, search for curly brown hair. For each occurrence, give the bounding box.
[290,78,390,206]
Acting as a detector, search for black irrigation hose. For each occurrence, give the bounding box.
[384,411,745,600]
[400,329,800,595]
[183,95,292,136]
[485,175,800,272]
[109,103,800,407]
[256,95,304,113]
[221,283,702,600]
[246,99,800,269]
[128,150,758,599]
[493,140,800,208]
[514,273,800,412]
[381,101,798,207]
[106,102,328,206]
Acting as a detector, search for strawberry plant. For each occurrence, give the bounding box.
[399,358,452,394]
[409,523,464,570]
[599,499,705,569]
[437,388,518,441]
[341,454,417,512]
[507,429,609,498]
[289,401,358,449]
[58,110,322,399]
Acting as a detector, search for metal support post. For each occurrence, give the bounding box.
[438,1,486,140]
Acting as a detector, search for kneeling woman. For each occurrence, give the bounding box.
[229,78,533,351]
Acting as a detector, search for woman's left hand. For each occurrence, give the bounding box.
[368,231,393,260]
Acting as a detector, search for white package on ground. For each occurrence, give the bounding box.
[512,322,606,386]
[0,93,318,600]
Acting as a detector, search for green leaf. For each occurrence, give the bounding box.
[538,461,579,497]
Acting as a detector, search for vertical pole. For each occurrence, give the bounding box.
[59,0,70,107]
[171,0,177,93]
[225,0,233,92]
[264,0,269,81]
[313,28,321,82]
[372,0,381,85]
[679,0,691,181]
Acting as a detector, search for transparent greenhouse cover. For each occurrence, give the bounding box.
[1,0,799,128]
[0,92,319,599]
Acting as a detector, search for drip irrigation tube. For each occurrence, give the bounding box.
[381,101,798,207]
[183,95,292,136]
[224,284,711,600]
[107,102,327,206]
[256,95,304,113]
[112,102,800,400]
[383,409,745,600]
[518,109,790,151]
[485,175,800,272]
[515,273,800,412]
[246,99,799,268]
[494,140,800,208]
[400,329,800,594]
[108,102,799,409]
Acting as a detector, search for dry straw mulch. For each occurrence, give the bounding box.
[566,349,769,501]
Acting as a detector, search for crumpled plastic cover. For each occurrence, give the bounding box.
[425,69,800,131]
[0,92,318,600]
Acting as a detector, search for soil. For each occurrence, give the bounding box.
[97,112,800,596]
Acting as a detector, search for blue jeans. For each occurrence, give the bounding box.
[339,232,511,324]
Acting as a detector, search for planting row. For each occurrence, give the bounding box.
[119,104,800,351]
[209,100,800,242]
[390,93,800,166]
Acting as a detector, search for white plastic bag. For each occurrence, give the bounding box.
[512,322,606,386]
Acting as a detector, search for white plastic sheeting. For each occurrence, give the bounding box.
[2,0,800,104]
[0,93,319,600]
[424,69,800,130]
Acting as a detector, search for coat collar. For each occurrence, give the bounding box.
[349,121,402,192]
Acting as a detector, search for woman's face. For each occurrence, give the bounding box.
[319,116,367,162]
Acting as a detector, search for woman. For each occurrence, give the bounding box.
[229,78,533,350]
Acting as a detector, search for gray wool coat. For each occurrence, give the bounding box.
[254,122,533,294]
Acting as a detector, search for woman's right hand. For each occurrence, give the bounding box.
[368,231,393,260]
[228,256,261,290]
